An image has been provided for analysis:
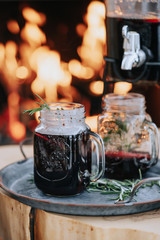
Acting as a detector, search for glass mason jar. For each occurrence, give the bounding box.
[34,102,105,196]
[105,0,160,19]
[98,93,159,180]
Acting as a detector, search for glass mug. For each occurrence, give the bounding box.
[98,93,159,180]
[34,102,105,196]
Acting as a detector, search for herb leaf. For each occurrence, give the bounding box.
[34,93,50,110]
[87,171,160,202]
[114,119,128,132]
[103,136,110,143]
[23,94,50,115]
[102,118,132,151]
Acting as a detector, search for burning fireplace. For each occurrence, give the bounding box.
[0,0,160,145]
[0,0,106,144]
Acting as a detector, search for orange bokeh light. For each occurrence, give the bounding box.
[9,121,26,142]
[68,59,94,79]
[89,80,104,95]
[21,23,46,47]
[114,82,132,95]
[16,66,29,79]
[22,7,46,26]
[0,1,107,143]
[7,20,20,34]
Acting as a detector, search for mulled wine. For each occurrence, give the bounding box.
[104,151,155,180]
[33,102,105,196]
[34,131,90,196]
[98,93,159,180]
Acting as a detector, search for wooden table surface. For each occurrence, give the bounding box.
[0,145,160,240]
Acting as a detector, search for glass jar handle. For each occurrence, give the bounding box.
[145,120,159,165]
[88,130,105,182]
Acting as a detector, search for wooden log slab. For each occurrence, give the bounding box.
[34,209,160,240]
[0,190,31,240]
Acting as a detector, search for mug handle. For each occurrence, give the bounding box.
[145,120,159,166]
[19,137,33,161]
[88,130,105,182]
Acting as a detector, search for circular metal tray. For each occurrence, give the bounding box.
[0,157,160,216]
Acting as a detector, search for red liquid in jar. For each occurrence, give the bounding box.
[34,132,90,195]
[104,151,153,180]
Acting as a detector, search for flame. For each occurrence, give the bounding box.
[36,50,62,84]
[29,46,49,71]
[8,91,19,108]
[19,43,35,69]
[21,23,46,47]
[9,121,26,142]
[76,23,86,37]
[31,78,45,96]
[77,46,104,71]
[77,1,106,72]
[0,43,5,68]
[58,70,72,87]
[87,1,106,19]
[5,41,17,58]
[16,66,29,79]
[114,82,132,95]
[0,1,107,142]
[7,20,20,34]
[22,7,46,26]
[68,59,94,79]
[8,92,26,142]
[4,41,18,90]
[30,46,71,102]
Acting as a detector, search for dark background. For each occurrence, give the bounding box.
[0,0,104,144]
[0,0,92,60]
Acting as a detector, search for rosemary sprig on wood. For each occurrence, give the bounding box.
[23,94,50,115]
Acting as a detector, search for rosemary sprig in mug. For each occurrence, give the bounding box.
[23,93,50,115]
